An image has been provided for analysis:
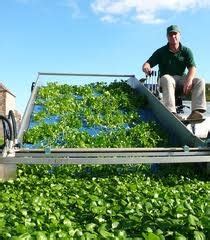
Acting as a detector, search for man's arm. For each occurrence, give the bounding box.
[142,48,160,75]
[183,66,196,95]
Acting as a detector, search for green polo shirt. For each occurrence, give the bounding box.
[147,43,196,77]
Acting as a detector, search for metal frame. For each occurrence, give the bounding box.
[1,147,210,164]
[38,72,135,78]
[17,74,40,143]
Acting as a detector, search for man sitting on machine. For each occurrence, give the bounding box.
[142,25,206,122]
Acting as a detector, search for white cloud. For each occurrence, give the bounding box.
[66,0,83,18]
[91,0,210,24]
[101,15,118,23]
[135,13,164,25]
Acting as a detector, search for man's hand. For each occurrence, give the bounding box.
[183,66,196,95]
[142,62,152,76]
[183,78,193,95]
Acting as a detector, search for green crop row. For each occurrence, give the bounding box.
[0,164,209,239]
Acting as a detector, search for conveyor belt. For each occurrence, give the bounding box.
[18,74,208,148]
[1,73,210,181]
[16,74,210,160]
[3,75,210,162]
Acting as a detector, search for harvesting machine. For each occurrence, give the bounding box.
[0,72,210,181]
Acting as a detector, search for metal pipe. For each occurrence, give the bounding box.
[1,156,210,165]
[38,72,135,78]
[17,73,40,143]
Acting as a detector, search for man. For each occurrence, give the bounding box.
[142,25,206,121]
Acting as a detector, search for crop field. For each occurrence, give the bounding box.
[0,81,209,239]
[0,164,209,239]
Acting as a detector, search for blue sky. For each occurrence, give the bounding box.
[1,0,210,114]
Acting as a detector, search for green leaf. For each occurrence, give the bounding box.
[0,219,5,228]
[11,233,32,240]
[63,218,72,228]
[86,223,96,233]
[15,224,27,234]
[188,214,200,226]
[98,224,113,238]
[34,231,48,240]
[143,232,161,240]
[112,221,119,229]
[194,231,206,240]
[174,233,187,240]
[20,209,28,216]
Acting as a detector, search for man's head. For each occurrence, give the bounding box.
[167,25,181,45]
[167,25,180,35]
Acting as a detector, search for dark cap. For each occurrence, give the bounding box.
[167,25,180,35]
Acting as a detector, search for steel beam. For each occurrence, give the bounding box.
[1,147,210,164]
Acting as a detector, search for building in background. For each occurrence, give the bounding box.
[206,83,210,101]
[0,83,21,138]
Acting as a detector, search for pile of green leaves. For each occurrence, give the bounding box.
[23,81,169,148]
[0,164,209,239]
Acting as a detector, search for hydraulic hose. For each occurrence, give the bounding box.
[31,82,35,92]
[0,115,13,149]
[8,110,17,140]
[2,120,9,145]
